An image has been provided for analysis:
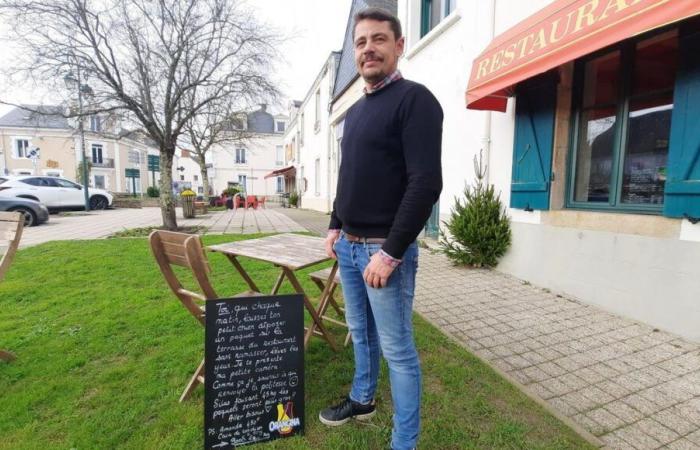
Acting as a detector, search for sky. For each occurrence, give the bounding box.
[0,0,353,117]
[255,0,352,110]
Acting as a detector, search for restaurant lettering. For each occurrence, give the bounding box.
[474,0,666,81]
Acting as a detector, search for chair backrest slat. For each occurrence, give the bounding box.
[149,230,218,326]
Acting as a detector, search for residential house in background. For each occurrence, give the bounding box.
[206,105,288,197]
[283,52,341,212]
[0,105,160,194]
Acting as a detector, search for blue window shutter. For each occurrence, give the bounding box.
[510,72,558,210]
[664,26,700,220]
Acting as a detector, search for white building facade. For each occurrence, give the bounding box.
[283,53,340,213]
[205,106,288,198]
[392,0,700,341]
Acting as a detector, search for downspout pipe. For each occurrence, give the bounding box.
[482,0,496,184]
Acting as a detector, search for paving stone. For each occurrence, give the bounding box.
[559,391,597,414]
[673,399,700,425]
[503,354,531,370]
[634,418,679,446]
[655,407,697,436]
[614,423,663,449]
[586,407,626,434]
[605,400,646,424]
[541,377,574,397]
[548,397,579,417]
[640,386,685,409]
[666,438,700,450]
[578,385,615,404]
[529,382,556,400]
[557,373,589,391]
[686,429,700,446]
[601,430,638,450]
[575,366,608,384]
[522,366,550,383]
[622,393,662,416]
[572,412,606,436]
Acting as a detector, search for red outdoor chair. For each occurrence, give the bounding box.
[234,194,245,209]
[245,195,258,209]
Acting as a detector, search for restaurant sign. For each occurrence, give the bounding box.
[472,0,670,85]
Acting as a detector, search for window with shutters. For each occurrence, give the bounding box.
[568,29,679,213]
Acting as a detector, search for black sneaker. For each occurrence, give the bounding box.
[318,396,376,426]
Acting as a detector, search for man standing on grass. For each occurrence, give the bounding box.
[318,7,443,450]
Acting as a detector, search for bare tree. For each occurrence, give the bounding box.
[0,0,280,229]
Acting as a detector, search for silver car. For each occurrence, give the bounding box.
[0,196,50,226]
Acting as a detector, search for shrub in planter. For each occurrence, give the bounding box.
[223,186,241,197]
[146,186,160,198]
[288,191,299,207]
[439,151,511,268]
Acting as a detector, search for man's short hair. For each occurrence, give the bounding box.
[353,7,402,40]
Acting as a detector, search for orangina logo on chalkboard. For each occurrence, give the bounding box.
[269,402,300,435]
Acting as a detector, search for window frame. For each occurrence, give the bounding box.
[314,90,321,133]
[420,0,455,38]
[91,143,104,164]
[275,145,284,166]
[90,115,102,132]
[12,137,30,159]
[566,26,678,215]
[314,157,320,196]
[235,148,247,164]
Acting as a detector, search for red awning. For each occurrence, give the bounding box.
[466,0,700,112]
[264,166,296,179]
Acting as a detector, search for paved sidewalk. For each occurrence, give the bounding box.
[278,208,700,448]
[415,250,700,450]
[275,207,330,236]
[20,207,305,247]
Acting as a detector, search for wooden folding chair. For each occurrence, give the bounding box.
[0,211,24,362]
[149,230,219,402]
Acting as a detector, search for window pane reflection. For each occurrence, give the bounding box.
[582,51,620,108]
[574,109,617,202]
[621,96,673,205]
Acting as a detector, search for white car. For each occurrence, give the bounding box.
[0,175,113,210]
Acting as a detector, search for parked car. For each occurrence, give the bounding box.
[0,196,50,226]
[0,176,113,211]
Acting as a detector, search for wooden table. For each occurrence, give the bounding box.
[208,234,339,351]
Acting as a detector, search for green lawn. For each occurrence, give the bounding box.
[0,236,594,449]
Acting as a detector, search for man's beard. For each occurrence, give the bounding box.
[361,67,386,85]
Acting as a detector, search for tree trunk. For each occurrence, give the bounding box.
[199,159,210,198]
[159,147,178,230]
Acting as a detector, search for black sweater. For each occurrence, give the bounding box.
[329,78,443,259]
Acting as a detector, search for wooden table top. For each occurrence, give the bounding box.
[208,233,331,270]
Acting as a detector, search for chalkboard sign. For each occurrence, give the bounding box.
[205,294,305,448]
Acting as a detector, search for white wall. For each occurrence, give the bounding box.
[208,133,284,197]
[284,55,337,213]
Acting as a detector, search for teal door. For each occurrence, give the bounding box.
[425,202,440,238]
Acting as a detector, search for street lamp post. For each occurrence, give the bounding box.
[64,69,91,211]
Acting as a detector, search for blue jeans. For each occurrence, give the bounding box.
[334,233,421,450]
